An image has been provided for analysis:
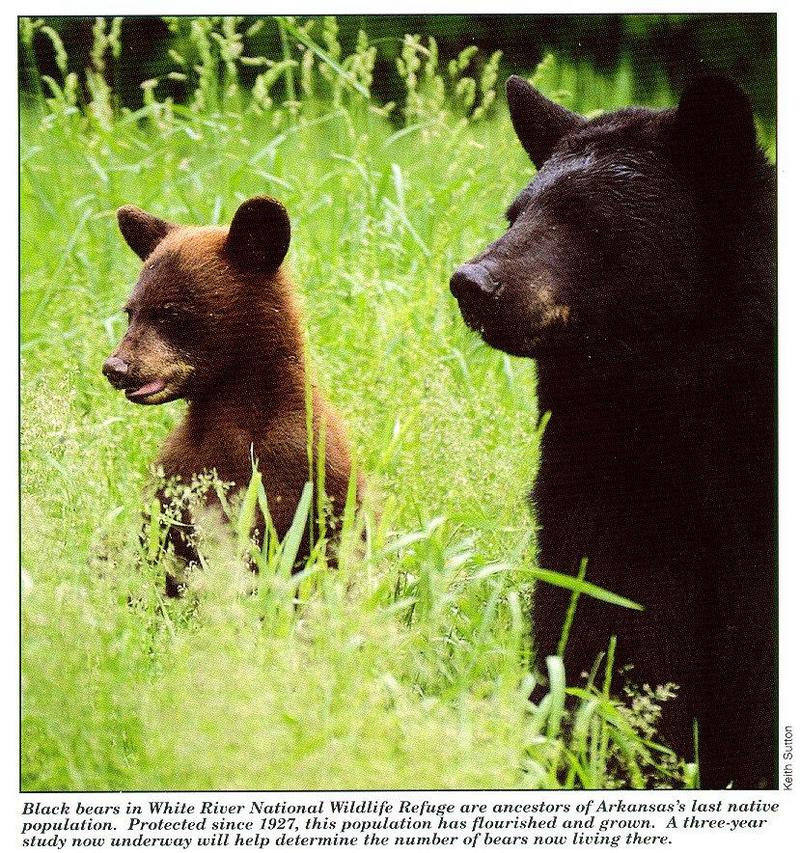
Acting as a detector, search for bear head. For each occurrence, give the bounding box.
[103,196,292,404]
[450,75,763,360]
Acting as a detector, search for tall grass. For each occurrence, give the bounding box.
[19,15,737,791]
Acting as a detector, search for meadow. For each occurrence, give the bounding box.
[21,16,772,792]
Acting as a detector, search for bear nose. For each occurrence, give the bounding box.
[450,263,502,300]
[103,355,130,387]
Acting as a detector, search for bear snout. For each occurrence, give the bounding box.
[449,262,502,301]
[102,355,131,389]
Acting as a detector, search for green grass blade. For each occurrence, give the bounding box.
[545,655,566,740]
[277,481,313,578]
[530,565,644,611]
[236,466,262,555]
[276,17,370,99]
[557,555,588,658]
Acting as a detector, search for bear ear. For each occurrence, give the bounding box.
[506,75,584,169]
[671,75,757,178]
[225,196,291,274]
[117,206,176,261]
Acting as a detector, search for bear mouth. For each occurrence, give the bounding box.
[121,363,194,405]
[125,378,167,400]
[457,303,545,358]
[456,297,574,359]
[124,377,183,405]
[481,327,551,358]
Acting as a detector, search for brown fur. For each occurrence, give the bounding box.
[104,197,360,593]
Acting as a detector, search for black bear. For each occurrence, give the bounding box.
[104,196,362,593]
[450,75,776,789]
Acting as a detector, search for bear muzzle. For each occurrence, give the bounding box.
[449,263,573,358]
[102,354,172,403]
[449,262,503,301]
[102,355,131,389]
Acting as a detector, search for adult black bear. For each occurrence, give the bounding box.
[450,75,776,789]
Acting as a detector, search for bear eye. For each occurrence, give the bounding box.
[155,304,181,324]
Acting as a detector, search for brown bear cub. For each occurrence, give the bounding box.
[104,196,360,594]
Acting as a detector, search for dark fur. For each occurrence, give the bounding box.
[105,197,360,593]
[451,76,776,789]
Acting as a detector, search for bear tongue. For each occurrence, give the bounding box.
[127,379,166,398]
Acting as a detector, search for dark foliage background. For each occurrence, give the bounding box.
[20,14,776,119]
